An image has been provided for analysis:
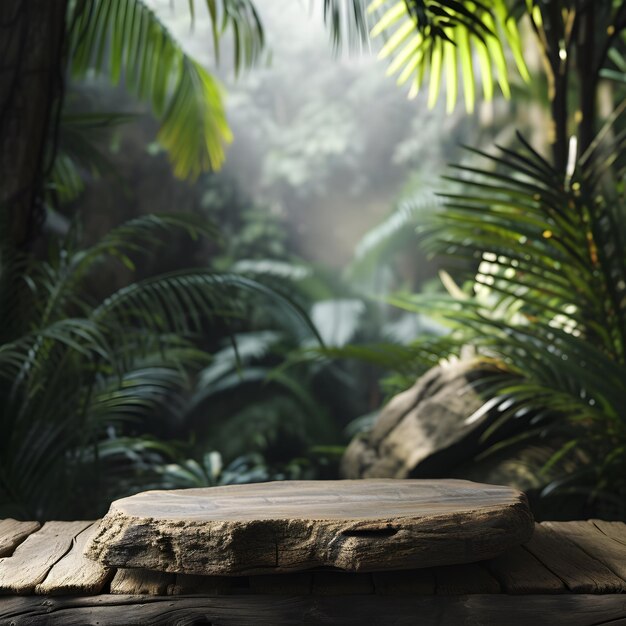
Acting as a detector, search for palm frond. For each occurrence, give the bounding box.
[323,0,371,50]
[349,191,441,279]
[424,138,626,356]
[406,134,626,498]
[199,0,265,72]
[67,0,265,178]
[0,210,323,518]
[370,0,530,112]
[93,269,320,342]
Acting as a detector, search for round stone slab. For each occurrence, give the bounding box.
[85,479,534,575]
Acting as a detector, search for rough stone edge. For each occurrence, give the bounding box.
[83,491,534,576]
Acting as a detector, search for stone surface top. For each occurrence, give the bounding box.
[107,479,525,521]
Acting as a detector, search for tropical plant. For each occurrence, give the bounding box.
[65,0,264,180]
[327,0,626,514]
[324,0,529,111]
[0,214,315,519]
[388,135,625,511]
[1,0,266,250]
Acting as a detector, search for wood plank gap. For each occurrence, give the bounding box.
[248,573,312,595]
[168,573,236,596]
[311,572,375,595]
[372,568,435,596]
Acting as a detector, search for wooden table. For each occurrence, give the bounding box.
[1,518,625,625]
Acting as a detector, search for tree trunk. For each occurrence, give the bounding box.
[0,0,68,249]
[577,9,596,159]
[544,2,569,177]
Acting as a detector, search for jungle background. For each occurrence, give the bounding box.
[1,0,624,522]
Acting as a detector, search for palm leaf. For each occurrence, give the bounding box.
[67,0,264,178]
[403,134,626,499]
[348,190,442,280]
[371,0,530,112]
[323,0,371,50]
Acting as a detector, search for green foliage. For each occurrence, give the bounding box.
[48,111,135,205]
[348,190,442,281]
[0,214,316,519]
[323,0,370,49]
[369,0,529,112]
[321,0,626,516]
[67,0,265,179]
[407,135,626,505]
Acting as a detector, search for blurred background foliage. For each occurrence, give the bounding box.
[1,0,624,520]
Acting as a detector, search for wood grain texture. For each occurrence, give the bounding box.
[592,519,626,547]
[35,524,112,596]
[434,563,501,594]
[249,573,312,595]
[0,522,91,595]
[544,521,626,582]
[372,568,435,596]
[168,573,234,596]
[85,479,534,575]
[0,520,40,558]
[109,568,174,596]
[487,545,566,594]
[2,594,626,626]
[525,524,626,593]
[311,572,375,595]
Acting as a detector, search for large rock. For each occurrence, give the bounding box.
[341,359,504,479]
[84,479,533,575]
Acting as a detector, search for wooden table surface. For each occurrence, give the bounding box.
[1,518,626,625]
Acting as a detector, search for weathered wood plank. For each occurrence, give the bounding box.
[35,524,112,596]
[0,520,40,558]
[487,545,566,594]
[372,568,435,595]
[2,594,626,626]
[85,479,534,575]
[249,573,312,595]
[311,572,375,595]
[109,569,174,596]
[168,573,234,596]
[435,563,501,594]
[0,522,91,595]
[543,521,626,583]
[525,523,625,593]
[592,519,626,547]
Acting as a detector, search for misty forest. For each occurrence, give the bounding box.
[1,0,625,524]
